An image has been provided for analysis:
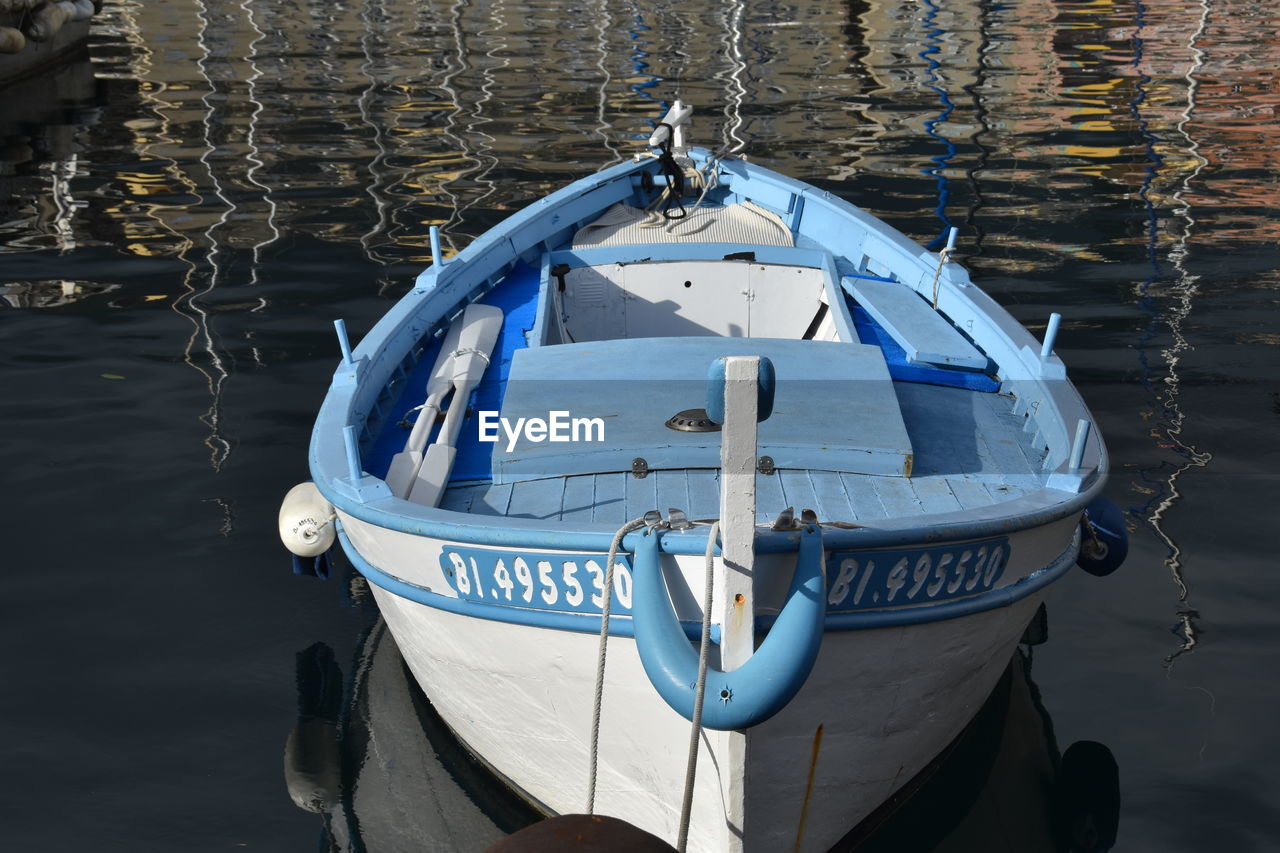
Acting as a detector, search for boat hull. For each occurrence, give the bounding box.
[341,514,1077,851]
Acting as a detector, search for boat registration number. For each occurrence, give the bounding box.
[439,537,1010,616]
[825,538,1010,612]
[440,547,635,615]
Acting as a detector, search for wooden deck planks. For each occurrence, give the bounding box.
[684,470,722,521]
[870,475,925,519]
[807,470,857,523]
[443,466,1035,526]
[558,473,599,523]
[909,477,964,515]
[945,475,1001,511]
[654,470,693,520]
[777,469,819,517]
[506,477,564,521]
[441,379,1050,525]
[590,473,630,526]
[839,472,888,521]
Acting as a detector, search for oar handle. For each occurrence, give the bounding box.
[405,390,447,453]
[436,380,470,448]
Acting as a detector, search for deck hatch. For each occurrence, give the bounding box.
[490,337,912,483]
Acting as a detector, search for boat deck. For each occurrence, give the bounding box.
[438,382,1048,525]
[362,199,1057,530]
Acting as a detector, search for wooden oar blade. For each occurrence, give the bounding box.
[407,443,457,507]
[384,449,421,498]
[401,302,504,506]
[382,309,471,497]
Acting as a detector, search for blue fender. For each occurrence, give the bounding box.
[1076,497,1128,577]
[630,524,827,730]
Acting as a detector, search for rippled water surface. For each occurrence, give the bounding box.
[4,1,1279,850]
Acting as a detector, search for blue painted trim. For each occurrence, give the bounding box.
[816,530,1079,631]
[337,529,710,642]
[336,527,1080,638]
[631,525,827,730]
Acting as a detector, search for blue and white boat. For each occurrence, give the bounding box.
[281,103,1125,851]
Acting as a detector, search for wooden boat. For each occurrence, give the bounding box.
[281,102,1126,851]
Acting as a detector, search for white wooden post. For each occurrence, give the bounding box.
[716,356,758,851]
[718,355,759,671]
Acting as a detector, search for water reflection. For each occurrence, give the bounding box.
[6,1,1280,843]
[7,0,1278,267]
[285,616,541,853]
[287,603,1119,852]
[0,44,100,262]
[1126,0,1216,665]
[847,638,1120,853]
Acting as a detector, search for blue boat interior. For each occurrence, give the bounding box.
[359,165,1053,528]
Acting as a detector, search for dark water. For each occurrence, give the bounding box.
[4,0,1278,849]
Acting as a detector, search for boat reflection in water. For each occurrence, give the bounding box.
[286,600,1118,853]
[284,613,541,853]
[843,608,1120,853]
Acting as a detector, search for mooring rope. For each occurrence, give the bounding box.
[585,515,651,815]
[676,520,721,851]
[929,237,956,309]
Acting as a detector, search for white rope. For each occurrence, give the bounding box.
[676,520,721,851]
[449,346,491,365]
[930,245,955,309]
[585,515,651,814]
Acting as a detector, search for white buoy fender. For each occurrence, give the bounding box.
[0,27,27,55]
[279,482,336,557]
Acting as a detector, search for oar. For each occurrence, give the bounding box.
[383,310,467,498]
[407,303,504,506]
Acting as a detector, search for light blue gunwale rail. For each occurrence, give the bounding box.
[336,527,1079,637]
[311,149,1107,559]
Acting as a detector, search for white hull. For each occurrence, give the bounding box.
[353,514,1073,851]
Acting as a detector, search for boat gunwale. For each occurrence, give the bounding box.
[326,482,1098,557]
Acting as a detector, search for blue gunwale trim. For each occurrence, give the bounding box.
[321,480,1101,558]
[337,528,1080,636]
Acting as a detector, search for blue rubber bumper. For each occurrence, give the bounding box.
[630,524,827,731]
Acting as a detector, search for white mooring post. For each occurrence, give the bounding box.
[717,356,760,671]
[714,355,762,852]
